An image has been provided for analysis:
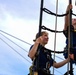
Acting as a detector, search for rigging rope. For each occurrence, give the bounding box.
[43,8,76,17]
[44,47,65,53]
[0,30,31,46]
[53,0,59,74]
[0,33,29,53]
[43,8,69,17]
[41,25,63,33]
[67,1,73,75]
[0,37,32,64]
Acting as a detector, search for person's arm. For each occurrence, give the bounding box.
[53,58,69,68]
[28,42,39,60]
[28,36,42,59]
[53,54,74,68]
[64,4,72,30]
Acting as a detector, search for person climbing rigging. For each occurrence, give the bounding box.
[28,31,74,75]
[63,4,76,64]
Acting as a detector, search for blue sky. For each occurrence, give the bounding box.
[0,0,76,75]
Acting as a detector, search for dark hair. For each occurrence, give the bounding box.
[33,31,47,41]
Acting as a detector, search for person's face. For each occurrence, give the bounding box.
[72,19,76,25]
[41,32,49,45]
[72,19,76,29]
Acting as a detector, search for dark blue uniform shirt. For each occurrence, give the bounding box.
[29,45,55,75]
[66,31,76,46]
[63,26,76,64]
